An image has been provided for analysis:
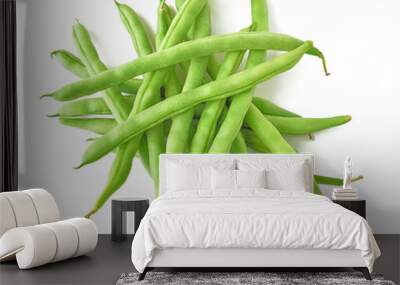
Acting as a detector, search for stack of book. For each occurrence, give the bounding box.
[332,188,359,200]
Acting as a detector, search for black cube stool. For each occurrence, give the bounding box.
[111,197,149,242]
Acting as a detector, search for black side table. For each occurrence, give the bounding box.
[112,197,149,242]
[333,199,366,219]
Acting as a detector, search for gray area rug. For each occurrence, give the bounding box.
[116,272,396,285]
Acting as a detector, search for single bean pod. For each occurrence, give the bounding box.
[116,0,206,191]
[48,96,134,117]
[166,2,210,153]
[51,49,142,95]
[73,20,130,123]
[252,96,299,117]
[241,128,271,153]
[315,174,363,186]
[145,0,176,189]
[74,19,153,217]
[116,1,154,57]
[245,104,295,153]
[87,1,157,217]
[265,115,352,135]
[59,117,116,135]
[190,25,253,153]
[209,0,268,153]
[42,32,328,101]
[230,132,248,153]
[51,49,89,78]
[88,0,206,214]
[76,41,314,167]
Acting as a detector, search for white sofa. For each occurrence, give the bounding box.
[0,189,98,269]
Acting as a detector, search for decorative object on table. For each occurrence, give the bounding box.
[333,200,366,219]
[41,0,354,218]
[116,271,393,285]
[0,189,98,269]
[332,156,360,200]
[112,197,149,242]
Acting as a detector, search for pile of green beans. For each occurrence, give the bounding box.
[43,0,358,217]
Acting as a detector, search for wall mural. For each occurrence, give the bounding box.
[42,0,359,217]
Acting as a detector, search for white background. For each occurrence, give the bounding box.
[16,0,400,233]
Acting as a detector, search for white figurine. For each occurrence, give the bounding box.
[343,156,353,190]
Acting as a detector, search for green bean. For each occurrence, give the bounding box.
[209,0,268,153]
[73,19,149,217]
[252,96,299,117]
[59,118,116,135]
[190,25,253,153]
[245,104,295,153]
[51,49,142,95]
[51,49,89,78]
[315,174,363,186]
[116,1,156,190]
[86,2,157,216]
[156,0,171,50]
[76,41,314,167]
[73,21,130,123]
[48,96,134,117]
[145,0,174,189]
[42,32,328,101]
[111,0,206,192]
[166,3,210,153]
[230,132,248,153]
[265,115,352,135]
[241,128,271,153]
[313,181,322,195]
[116,1,154,57]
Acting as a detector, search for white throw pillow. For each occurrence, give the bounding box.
[211,168,237,190]
[166,163,210,191]
[166,159,236,192]
[236,169,267,189]
[237,159,309,191]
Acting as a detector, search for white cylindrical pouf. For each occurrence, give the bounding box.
[43,221,79,262]
[1,192,39,227]
[65,218,98,257]
[24,189,60,224]
[0,226,57,269]
[0,196,17,237]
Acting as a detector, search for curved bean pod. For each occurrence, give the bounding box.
[315,174,363,186]
[166,3,211,153]
[245,104,295,153]
[116,1,154,57]
[76,41,314,167]
[190,25,253,153]
[51,49,142,95]
[87,2,157,216]
[230,132,248,153]
[42,32,328,101]
[241,128,271,153]
[265,115,352,135]
[209,0,268,153]
[73,21,130,123]
[48,96,134,117]
[252,96,299,117]
[59,118,116,135]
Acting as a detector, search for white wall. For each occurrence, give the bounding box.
[16,0,400,234]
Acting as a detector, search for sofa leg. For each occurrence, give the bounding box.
[354,267,371,280]
[138,268,148,281]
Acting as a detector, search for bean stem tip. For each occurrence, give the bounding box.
[73,163,84,170]
[47,113,59,118]
[84,208,98,219]
[40,94,52,100]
